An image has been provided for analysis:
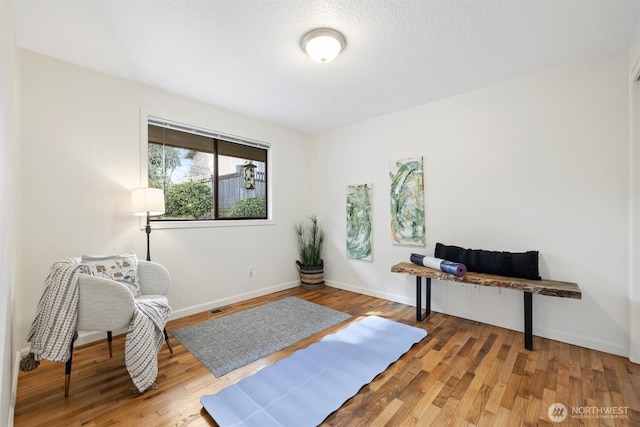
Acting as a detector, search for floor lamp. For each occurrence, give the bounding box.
[131,187,165,261]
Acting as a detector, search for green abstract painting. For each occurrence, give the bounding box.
[346,183,372,261]
[389,156,425,246]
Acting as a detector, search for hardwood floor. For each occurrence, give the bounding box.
[14,287,640,426]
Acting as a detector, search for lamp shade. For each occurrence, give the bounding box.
[131,187,165,216]
[301,28,346,63]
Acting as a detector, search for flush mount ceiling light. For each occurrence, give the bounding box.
[301,28,346,64]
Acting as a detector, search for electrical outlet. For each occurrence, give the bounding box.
[248,266,253,277]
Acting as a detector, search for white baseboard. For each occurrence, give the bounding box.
[326,279,415,307]
[533,326,627,358]
[168,281,300,320]
[8,350,19,427]
[18,281,301,353]
[327,280,629,358]
[17,279,629,363]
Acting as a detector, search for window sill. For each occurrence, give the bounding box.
[143,219,275,230]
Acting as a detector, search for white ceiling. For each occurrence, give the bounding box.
[12,0,640,134]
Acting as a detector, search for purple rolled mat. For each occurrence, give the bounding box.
[410,253,467,277]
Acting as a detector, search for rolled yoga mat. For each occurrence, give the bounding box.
[410,253,467,277]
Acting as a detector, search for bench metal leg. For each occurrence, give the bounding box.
[107,331,113,358]
[414,274,534,349]
[524,292,533,350]
[416,277,431,321]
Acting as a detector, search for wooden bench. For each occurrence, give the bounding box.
[391,262,581,350]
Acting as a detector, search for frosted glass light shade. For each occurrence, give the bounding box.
[131,187,165,216]
[301,28,346,63]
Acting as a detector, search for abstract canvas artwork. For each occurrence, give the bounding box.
[346,183,372,261]
[389,156,425,246]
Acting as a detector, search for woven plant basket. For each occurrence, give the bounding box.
[296,260,325,290]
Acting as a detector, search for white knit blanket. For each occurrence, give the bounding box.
[125,298,172,392]
[25,258,83,364]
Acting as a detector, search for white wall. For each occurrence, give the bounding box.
[19,50,313,349]
[16,40,633,362]
[0,0,20,424]
[628,20,640,363]
[313,51,630,357]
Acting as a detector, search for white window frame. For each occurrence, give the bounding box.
[139,111,274,229]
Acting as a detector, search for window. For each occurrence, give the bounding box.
[148,117,269,221]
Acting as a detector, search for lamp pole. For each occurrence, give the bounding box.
[145,211,152,261]
[132,187,164,263]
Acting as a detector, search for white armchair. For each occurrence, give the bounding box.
[65,259,173,396]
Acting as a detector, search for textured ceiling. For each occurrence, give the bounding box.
[12,0,640,134]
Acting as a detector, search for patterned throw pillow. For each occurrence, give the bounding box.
[81,253,141,296]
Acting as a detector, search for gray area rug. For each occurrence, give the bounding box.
[171,297,351,377]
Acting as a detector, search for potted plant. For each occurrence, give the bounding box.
[294,215,326,290]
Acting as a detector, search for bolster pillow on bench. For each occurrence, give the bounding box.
[434,242,541,280]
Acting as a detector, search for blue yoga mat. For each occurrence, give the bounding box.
[201,315,427,427]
